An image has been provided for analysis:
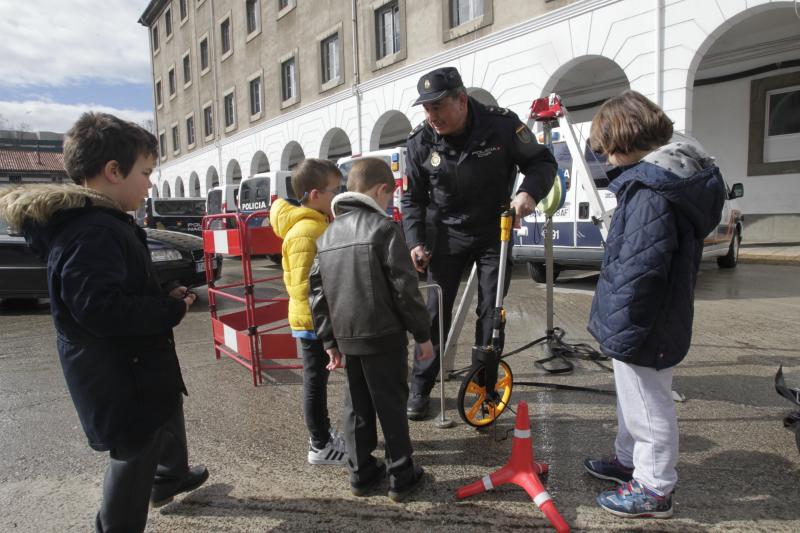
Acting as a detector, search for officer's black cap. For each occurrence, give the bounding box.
[412,67,464,106]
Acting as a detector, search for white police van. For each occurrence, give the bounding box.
[513,132,745,282]
[337,148,406,220]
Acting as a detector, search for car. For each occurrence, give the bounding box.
[0,220,222,300]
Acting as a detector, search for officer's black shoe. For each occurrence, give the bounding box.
[388,466,426,502]
[151,465,209,508]
[406,393,429,420]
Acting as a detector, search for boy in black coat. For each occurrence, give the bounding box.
[309,157,434,501]
[0,113,208,532]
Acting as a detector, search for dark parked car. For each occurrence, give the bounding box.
[0,220,221,300]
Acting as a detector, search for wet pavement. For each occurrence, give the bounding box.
[1,259,799,532]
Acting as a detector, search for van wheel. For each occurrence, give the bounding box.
[268,254,282,265]
[527,263,560,283]
[717,232,740,269]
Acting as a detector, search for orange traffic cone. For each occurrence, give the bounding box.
[455,401,569,533]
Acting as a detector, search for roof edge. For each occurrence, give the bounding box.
[138,0,169,26]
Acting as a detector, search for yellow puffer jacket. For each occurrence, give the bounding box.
[270,199,328,331]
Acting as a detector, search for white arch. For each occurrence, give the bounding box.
[250,150,270,176]
[174,176,185,197]
[369,110,412,151]
[319,127,352,161]
[205,166,219,194]
[280,141,305,170]
[188,172,200,197]
[161,181,171,198]
[225,159,242,185]
[467,87,498,107]
[150,184,160,198]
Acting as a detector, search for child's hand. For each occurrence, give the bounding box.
[326,347,342,370]
[417,340,434,361]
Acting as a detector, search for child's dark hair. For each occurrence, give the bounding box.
[346,158,394,193]
[63,112,158,184]
[590,90,673,156]
[291,158,342,201]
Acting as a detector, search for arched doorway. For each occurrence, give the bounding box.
[281,141,305,170]
[542,55,630,125]
[369,110,412,151]
[205,166,219,195]
[225,159,242,186]
[467,87,498,107]
[161,181,171,197]
[150,185,160,198]
[250,150,270,175]
[188,172,200,197]
[319,128,352,161]
[174,176,185,197]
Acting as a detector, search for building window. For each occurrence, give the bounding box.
[155,79,163,107]
[375,2,400,60]
[321,33,340,85]
[220,16,232,56]
[747,71,800,175]
[9,175,21,184]
[224,90,236,130]
[249,76,262,117]
[164,7,172,38]
[151,24,159,52]
[186,115,195,147]
[278,0,289,8]
[159,131,166,158]
[246,0,260,35]
[179,0,188,22]
[281,57,296,102]
[199,37,209,72]
[450,0,483,27]
[182,52,191,86]
[171,124,180,154]
[168,66,176,96]
[203,104,214,138]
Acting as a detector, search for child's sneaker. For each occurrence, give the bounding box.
[308,436,348,465]
[583,456,634,484]
[597,480,673,518]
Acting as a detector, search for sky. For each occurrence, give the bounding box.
[0,0,154,134]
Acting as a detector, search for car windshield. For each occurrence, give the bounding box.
[240,178,270,205]
[152,199,206,216]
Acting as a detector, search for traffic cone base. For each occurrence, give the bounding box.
[454,401,570,533]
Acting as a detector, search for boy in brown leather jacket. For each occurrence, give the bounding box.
[309,157,433,502]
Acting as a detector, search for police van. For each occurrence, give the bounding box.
[138,197,206,235]
[513,132,745,282]
[337,148,406,220]
[237,171,293,263]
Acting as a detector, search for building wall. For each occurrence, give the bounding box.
[144,0,800,242]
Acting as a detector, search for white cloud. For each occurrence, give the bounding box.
[0,99,153,133]
[0,1,152,87]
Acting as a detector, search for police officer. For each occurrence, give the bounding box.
[402,66,557,420]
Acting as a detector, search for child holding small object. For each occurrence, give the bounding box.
[584,91,725,518]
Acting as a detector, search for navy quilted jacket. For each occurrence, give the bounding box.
[587,143,725,369]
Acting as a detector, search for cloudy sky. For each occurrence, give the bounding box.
[0,0,153,133]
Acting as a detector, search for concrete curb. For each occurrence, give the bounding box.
[738,254,800,266]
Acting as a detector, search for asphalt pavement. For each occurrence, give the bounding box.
[1,258,799,532]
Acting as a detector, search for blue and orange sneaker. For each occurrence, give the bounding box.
[597,480,673,518]
[583,456,634,484]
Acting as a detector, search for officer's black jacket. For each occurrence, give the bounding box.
[401,97,557,248]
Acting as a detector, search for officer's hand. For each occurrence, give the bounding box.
[417,340,434,361]
[510,191,536,228]
[410,245,430,273]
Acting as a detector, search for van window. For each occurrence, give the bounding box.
[239,177,270,211]
[152,199,206,216]
[207,190,222,214]
[285,175,296,200]
[551,142,613,189]
[338,155,392,189]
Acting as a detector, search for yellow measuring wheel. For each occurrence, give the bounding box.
[457,360,514,427]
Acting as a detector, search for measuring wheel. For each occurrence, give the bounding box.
[457,360,514,427]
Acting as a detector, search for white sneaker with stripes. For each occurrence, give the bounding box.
[308,435,348,465]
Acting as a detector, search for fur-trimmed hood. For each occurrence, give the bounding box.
[331,191,389,219]
[0,184,125,260]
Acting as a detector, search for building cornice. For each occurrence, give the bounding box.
[139,0,169,26]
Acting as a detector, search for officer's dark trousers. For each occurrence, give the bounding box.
[95,398,189,533]
[411,227,513,396]
[344,347,416,489]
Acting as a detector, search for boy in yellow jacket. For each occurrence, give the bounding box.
[271,158,347,465]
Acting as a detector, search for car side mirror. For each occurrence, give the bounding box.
[729,183,743,200]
